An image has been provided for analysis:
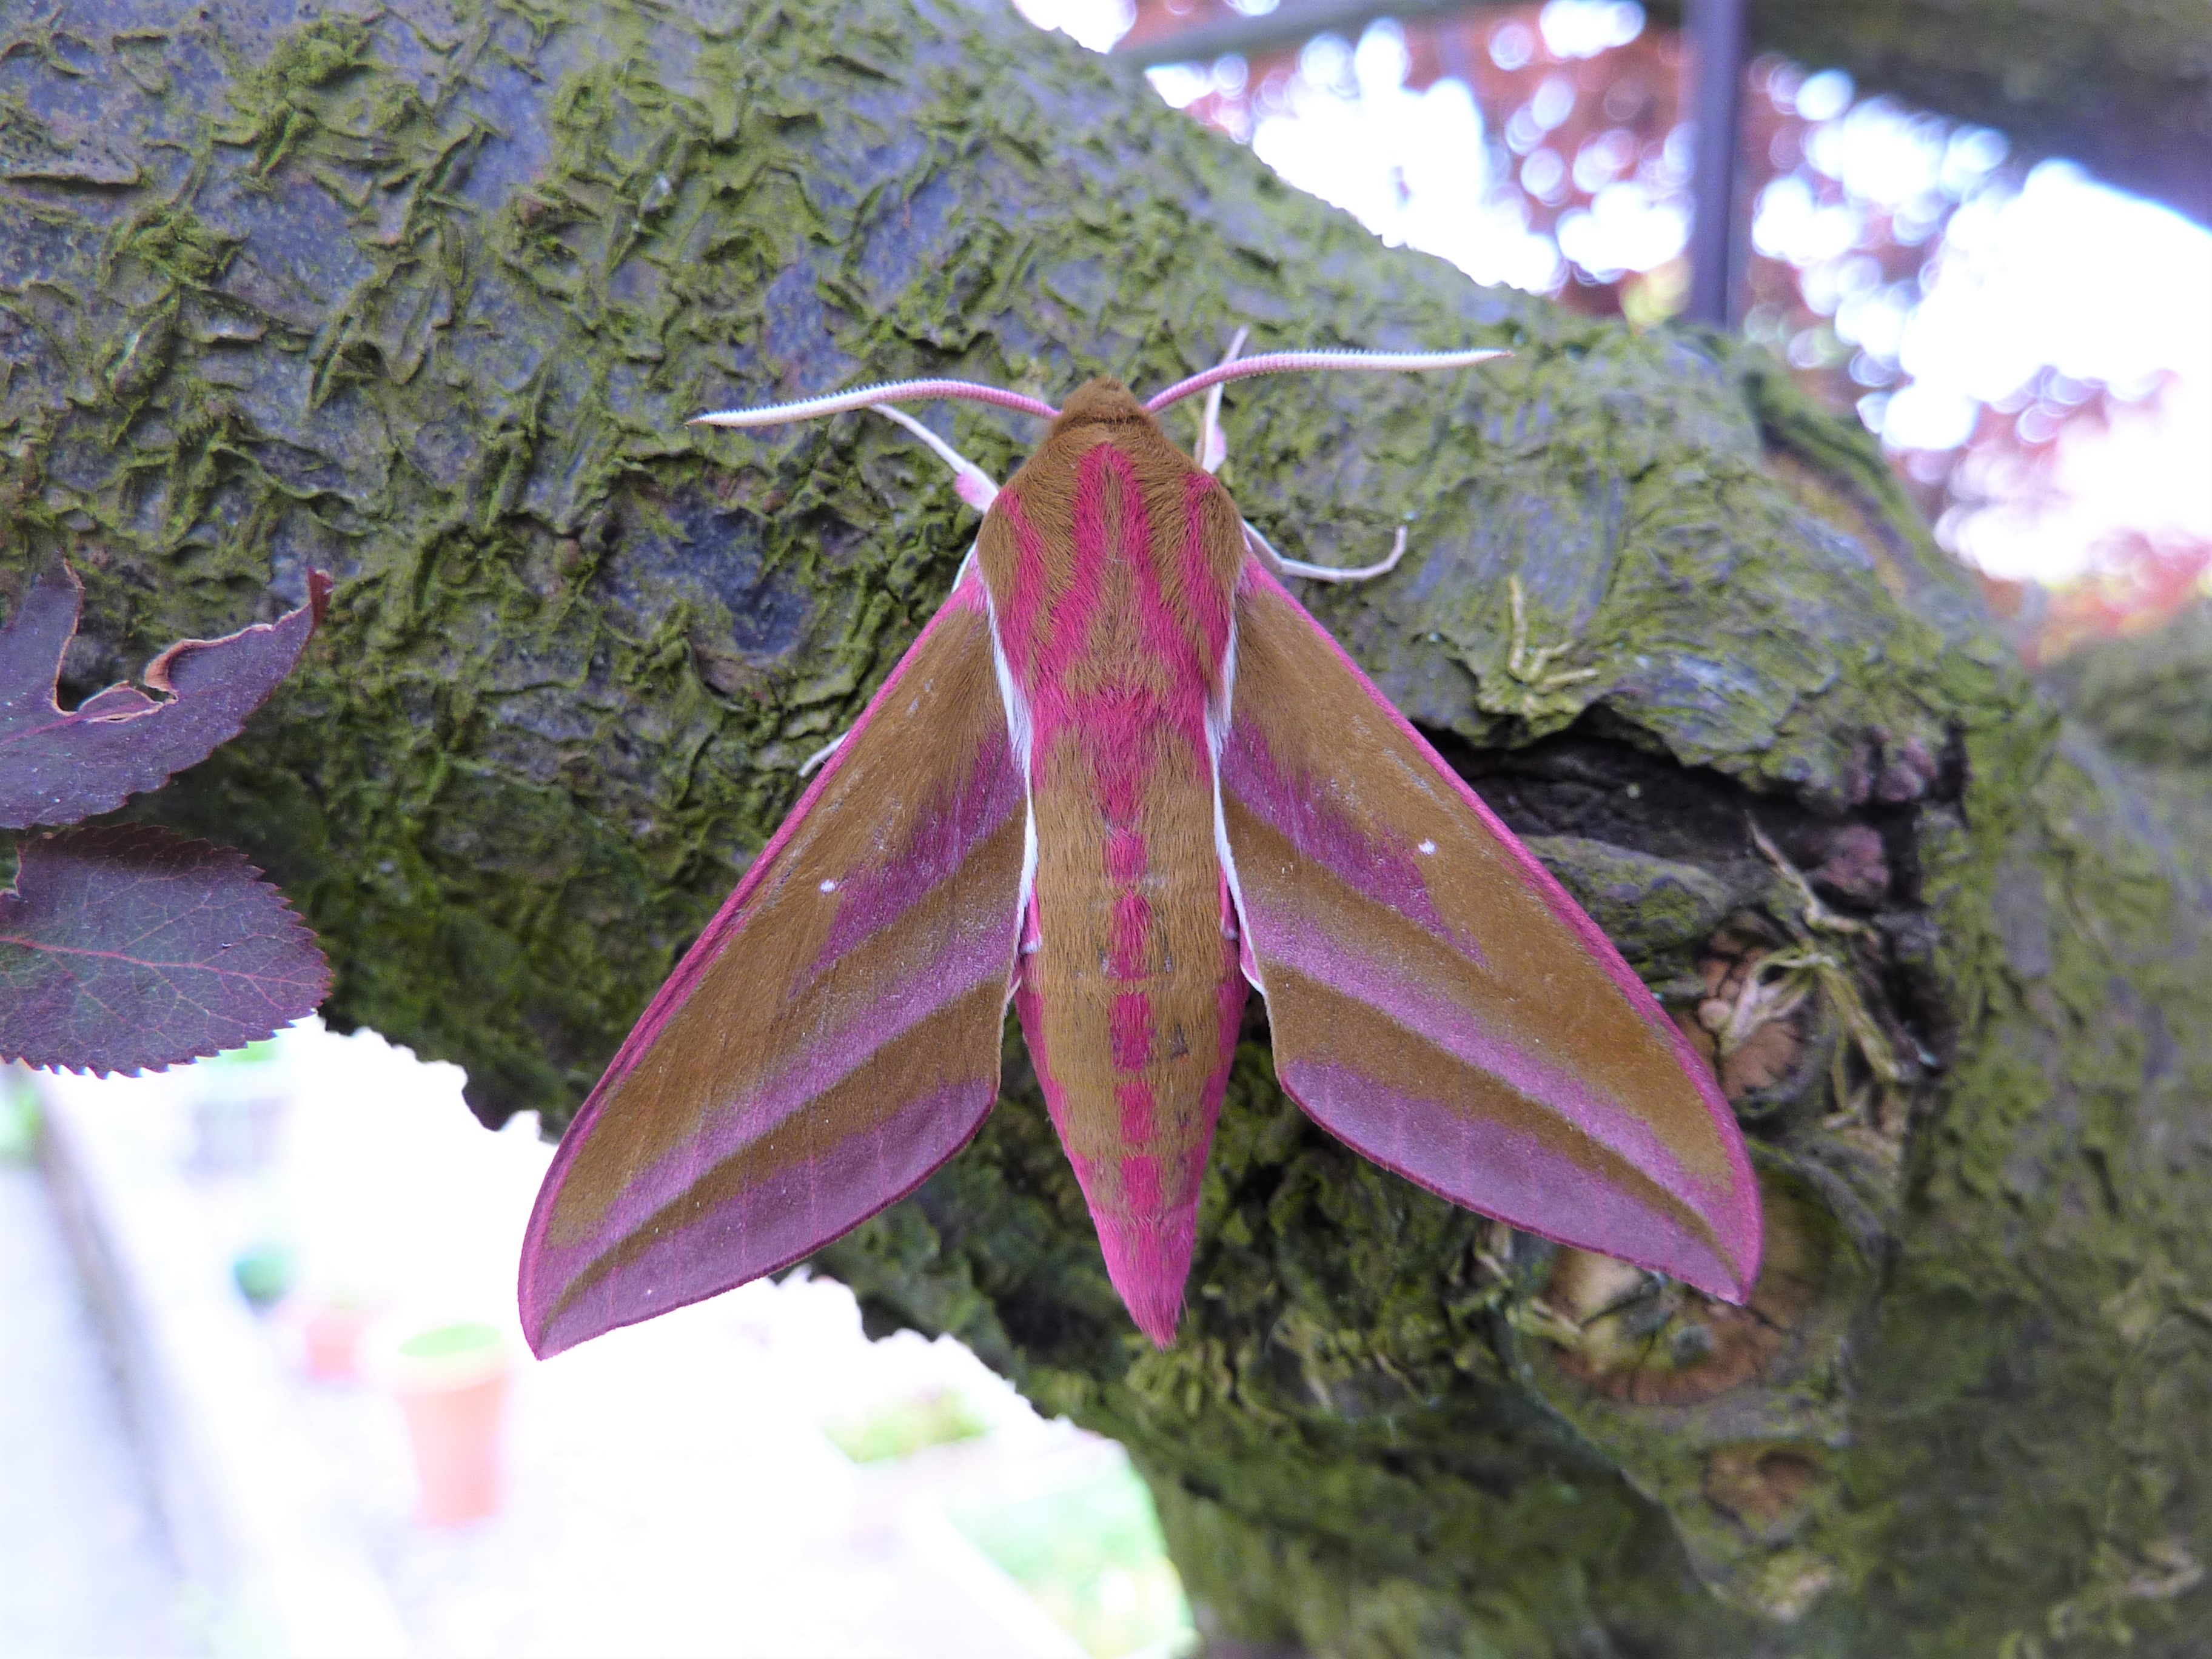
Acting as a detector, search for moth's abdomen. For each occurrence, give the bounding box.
[1016,722,1245,1347]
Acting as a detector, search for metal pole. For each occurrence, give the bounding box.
[1684,0,1748,328]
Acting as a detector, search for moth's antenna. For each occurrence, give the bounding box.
[869,404,1000,511]
[1144,348,1509,415]
[691,379,1059,427]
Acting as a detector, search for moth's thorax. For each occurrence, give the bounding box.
[1046,376,1156,435]
[975,378,1246,714]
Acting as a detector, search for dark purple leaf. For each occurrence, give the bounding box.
[0,563,332,830]
[0,825,330,1074]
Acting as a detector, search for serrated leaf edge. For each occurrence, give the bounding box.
[0,824,333,1078]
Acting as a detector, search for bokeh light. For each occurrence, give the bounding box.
[1025,0,2212,620]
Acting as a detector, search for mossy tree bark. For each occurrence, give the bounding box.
[4,3,2208,1654]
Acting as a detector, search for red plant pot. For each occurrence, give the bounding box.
[300,1300,381,1382]
[386,1322,511,1526]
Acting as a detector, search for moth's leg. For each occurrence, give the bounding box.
[797,731,848,777]
[869,404,1000,509]
[1242,518,1409,585]
[1196,327,1250,474]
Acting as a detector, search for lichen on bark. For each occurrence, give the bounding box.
[4,3,2209,1654]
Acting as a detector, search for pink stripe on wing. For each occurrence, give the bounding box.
[1280,1059,1746,1300]
[565,569,997,1113]
[806,730,1026,982]
[530,902,1020,1296]
[1222,715,1486,966]
[532,1077,999,1356]
[520,569,1021,1351]
[1247,895,1724,1216]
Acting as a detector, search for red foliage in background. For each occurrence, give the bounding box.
[1981,531,2212,671]
[1127,1,1691,317]
[0,563,332,1073]
[1117,1,2207,659]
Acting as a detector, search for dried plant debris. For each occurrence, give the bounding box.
[1666,823,1919,1155]
[1535,1169,1826,1404]
[0,826,331,1075]
[0,561,331,830]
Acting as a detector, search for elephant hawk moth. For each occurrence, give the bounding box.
[518,343,1761,1356]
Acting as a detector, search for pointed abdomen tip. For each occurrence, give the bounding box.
[1093,1214,1196,1349]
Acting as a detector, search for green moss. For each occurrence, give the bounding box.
[2042,603,2212,771]
[215,15,374,175]
[1523,836,1735,989]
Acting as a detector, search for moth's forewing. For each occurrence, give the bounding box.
[518,568,1027,1357]
[1218,561,1763,1302]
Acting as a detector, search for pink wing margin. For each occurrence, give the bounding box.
[519,564,1028,1357]
[1218,561,1762,1302]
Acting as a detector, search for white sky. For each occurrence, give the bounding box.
[1892,164,2212,580]
[1018,0,2212,585]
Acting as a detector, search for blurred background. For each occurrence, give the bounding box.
[6,1026,1193,1658]
[5,3,2206,1657]
[1045,0,2212,662]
